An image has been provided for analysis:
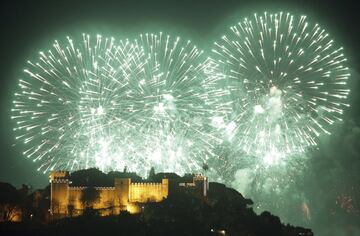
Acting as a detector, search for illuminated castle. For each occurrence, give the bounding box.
[49,171,208,218]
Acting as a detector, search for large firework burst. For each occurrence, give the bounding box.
[211,12,350,165]
[11,33,219,174]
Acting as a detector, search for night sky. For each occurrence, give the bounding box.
[0,0,359,235]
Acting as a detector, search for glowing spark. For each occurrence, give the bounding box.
[11,33,221,175]
[210,12,350,162]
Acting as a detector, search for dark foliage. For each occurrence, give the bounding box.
[0,170,313,236]
[0,182,21,222]
[80,186,100,208]
[70,168,143,186]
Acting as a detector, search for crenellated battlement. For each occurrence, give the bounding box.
[51,179,70,184]
[68,186,116,190]
[95,187,115,191]
[49,171,69,183]
[68,186,87,190]
[49,171,206,218]
[131,182,163,186]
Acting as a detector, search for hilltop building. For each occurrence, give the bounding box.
[49,171,208,218]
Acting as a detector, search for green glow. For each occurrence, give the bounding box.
[11,33,221,175]
[210,11,350,163]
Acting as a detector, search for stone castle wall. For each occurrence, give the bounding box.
[49,172,169,217]
[129,179,168,203]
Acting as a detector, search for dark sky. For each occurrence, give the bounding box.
[0,1,359,234]
[0,0,359,188]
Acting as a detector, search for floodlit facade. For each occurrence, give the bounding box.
[49,171,208,218]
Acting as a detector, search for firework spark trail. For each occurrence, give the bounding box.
[11,33,221,175]
[107,32,222,174]
[11,12,351,193]
[12,34,120,172]
[211,12,350,165]
[207,12,352,225]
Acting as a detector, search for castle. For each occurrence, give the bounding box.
[49,171,208,218]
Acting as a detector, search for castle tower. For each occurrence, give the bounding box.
[161,178,169,198]
[49,171,70,216]
[114,178,131,208]
[193,174,209,197]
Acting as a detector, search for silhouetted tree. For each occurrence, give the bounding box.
[70,168,110,186]
[52,199,60,214]
[148,167,156,181]
[257,211,282,236]
[68,196,75,218]
[0,182,20,221]
[81,186,100,209]
[18,184,30,221]
[28,185,50,222]
[0,176,313,236]
[104,200,115,215]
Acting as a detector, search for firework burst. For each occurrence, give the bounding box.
[211,12,350,165]
[11,33,220,174]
